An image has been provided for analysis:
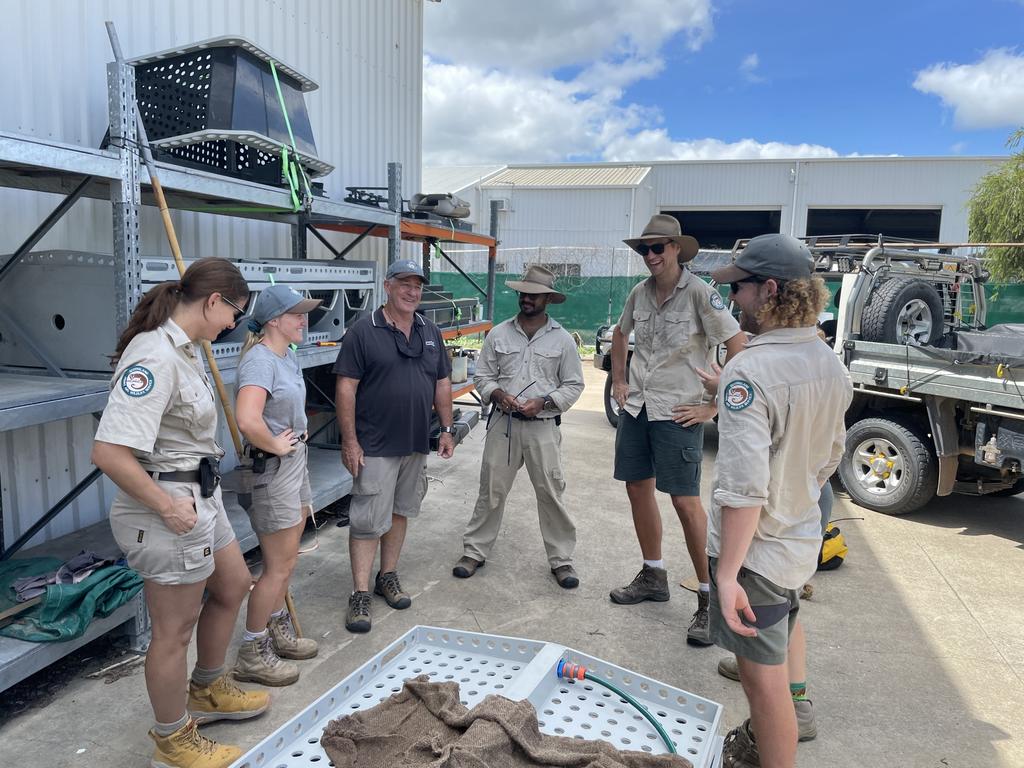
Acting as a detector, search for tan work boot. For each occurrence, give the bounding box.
[188,673,269,724]
[609,565,670,604]
[150,716,241,768]
[233,635,300,687]
[268,612,318,660]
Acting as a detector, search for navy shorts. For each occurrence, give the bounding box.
[613,405,703,496]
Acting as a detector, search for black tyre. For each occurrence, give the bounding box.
[861,278,944,345]
[603,374,620,428]
[838,417,938,515]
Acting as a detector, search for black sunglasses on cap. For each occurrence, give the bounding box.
[636,242,669,257]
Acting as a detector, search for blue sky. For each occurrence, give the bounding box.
[423,0,1024,164]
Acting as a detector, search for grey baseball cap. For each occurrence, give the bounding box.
[385,259,426,282]
[252,284,321,325]
[711,234,814,284]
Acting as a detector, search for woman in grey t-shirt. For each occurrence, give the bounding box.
[232,285,321,687]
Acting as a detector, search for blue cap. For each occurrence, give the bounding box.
[385,259,426,281]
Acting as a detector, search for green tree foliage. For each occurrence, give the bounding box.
[969,129,1024,281]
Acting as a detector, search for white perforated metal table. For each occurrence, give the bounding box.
[231,625,724,768]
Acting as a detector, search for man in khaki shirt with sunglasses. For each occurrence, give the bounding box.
[609,214,746,646]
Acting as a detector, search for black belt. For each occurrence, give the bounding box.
[509,412,561,426]
[151,469,201,483]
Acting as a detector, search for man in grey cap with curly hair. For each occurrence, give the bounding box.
[609,214,746,647]
[453,264,585,588]
[706,233,851,768]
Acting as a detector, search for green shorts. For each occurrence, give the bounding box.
[708,557,800,666]
[613,405,703,496]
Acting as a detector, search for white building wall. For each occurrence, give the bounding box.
[0,0,424,261]
[0,0,424,549]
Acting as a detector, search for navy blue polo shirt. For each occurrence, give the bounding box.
[333,308,451,457]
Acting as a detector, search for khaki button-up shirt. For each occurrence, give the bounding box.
[95,319,223,472]
[708,326,853,589]
[617,270,741,421]
[474,316,585,416]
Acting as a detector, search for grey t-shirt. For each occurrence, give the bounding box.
[236,344,307,436]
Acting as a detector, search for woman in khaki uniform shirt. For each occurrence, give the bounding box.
[92,258,268,768]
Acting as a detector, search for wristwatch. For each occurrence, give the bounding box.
[439,425,455,434]
[542,395,556,411]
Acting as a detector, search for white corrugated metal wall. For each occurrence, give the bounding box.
[0,0,425,549]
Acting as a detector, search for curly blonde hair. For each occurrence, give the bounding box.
[757,276,830,329]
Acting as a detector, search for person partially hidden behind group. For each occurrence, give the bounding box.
[92,258,268,768]
[232,285,323,687]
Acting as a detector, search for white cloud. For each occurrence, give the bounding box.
[739,53,764,83]
[603,131,839,161]
[913,49,1024,129]
[422,1,844,164]
[424,0,713,72]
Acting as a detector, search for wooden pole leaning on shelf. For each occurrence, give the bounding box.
[105,22,305,636]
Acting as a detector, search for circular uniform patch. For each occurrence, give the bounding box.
[710,292,726,310]
[723,379,755,411]
[120,365,155,397]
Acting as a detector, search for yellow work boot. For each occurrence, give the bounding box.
[149,717,241,768]
[268,612,318,660]
[187,674,269,725]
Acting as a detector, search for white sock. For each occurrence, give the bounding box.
[698,583,710,593]
[643,559,664,570]
[242,628,268,644]
[271,608,288,620]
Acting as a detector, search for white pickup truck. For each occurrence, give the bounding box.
[595,235,1024,515]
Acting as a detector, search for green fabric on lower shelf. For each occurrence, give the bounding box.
[0,556,143,643]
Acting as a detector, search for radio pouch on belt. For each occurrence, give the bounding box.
[199,457,221,499]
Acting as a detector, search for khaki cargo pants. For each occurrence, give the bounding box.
[463,414,575,568]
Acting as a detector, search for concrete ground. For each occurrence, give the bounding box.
[2,362,1024,767]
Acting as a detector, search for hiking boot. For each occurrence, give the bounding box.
[374,570,412,609]
[346,591,373,633]
[795,699,817,742]
[551,564,580,589]
[721,719,759,768]
[609,565,670,604]
[718,655,741,681]
[686,590,713,646]
[149,717,241,768]
[187,674,269,724]
[233,635,299,687]
[452,556,484,578]
[268,612,318,660]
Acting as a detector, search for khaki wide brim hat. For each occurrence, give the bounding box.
[623,213,700,263]
[505,264,566,304]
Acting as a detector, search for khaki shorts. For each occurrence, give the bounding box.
[110,482,235,586]
[708,557,800,666]
[247,442,312,535]
[349,453,428,539]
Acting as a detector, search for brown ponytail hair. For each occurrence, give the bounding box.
[111,257,249,365]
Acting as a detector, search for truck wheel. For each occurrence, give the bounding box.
[603,374,620,428]
[861,279,944,345]
[838,418,938,515]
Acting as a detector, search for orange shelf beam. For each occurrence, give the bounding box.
[451,381,477,400]
[441,320,492,340]
[313,219,497,248]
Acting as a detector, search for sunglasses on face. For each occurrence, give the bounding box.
[728,276,786,295]
[220,295,247,322]
[636,242,668,257]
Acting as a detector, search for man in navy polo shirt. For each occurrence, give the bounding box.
[333,259,456,633]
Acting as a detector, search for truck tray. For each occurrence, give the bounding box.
[232,625,723,768]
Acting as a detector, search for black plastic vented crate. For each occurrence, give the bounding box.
[127,36,333,184]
